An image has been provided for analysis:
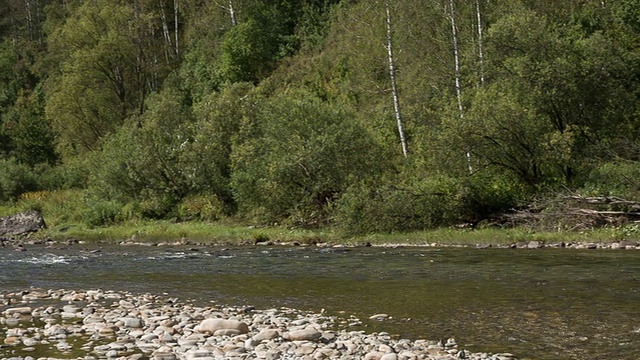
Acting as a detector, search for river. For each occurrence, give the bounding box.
[1,244,639,359]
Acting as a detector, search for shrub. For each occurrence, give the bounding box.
[83,197,123,227]
[177,194,226,222]
[14,189,87,225]
[0,158,38,202]
[457,174,524,223]
[583,160,640,199]
[230,93,388,225]
[335,176,461,235]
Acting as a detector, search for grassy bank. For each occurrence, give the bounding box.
[23,218,634,247]
[2,199,637,247]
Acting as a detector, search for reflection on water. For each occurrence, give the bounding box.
[1,245,639,359]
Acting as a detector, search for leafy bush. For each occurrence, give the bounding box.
[335,171,524,234]
[83,197,123,227]
[86,88,196,215]
[583,160,640,199]
[231,92,388,225]
[0,158,39,202]
[13,189,87,225]
[35,159,88,191]
[334,176,461,234]
[457,174,524,223]
[88,83,253,221]
[177,194,227,222]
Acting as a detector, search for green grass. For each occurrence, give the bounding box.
[0,205,14,217]
[4,189,638,246]
[39,219,340,245]
[30,218,632,247]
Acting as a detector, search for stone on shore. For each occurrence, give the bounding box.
[283,328,322,341]
[4,306,33,316]
[369,313,390,321]
[252,328,280,341]
[0,210,46,236]
[195,318,249,334]
[527,241,542,249]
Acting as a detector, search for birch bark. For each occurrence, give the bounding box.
[159,0,173,62]
[448,0,472,172]
[228,0,237,26]
[174,0,179,56]
[385,1,408,158]
[214,0,237,26]
[449,0,463,117]
[475,0,485,86]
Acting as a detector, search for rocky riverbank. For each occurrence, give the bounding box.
[3,233,640,251]
[0,289,517,360]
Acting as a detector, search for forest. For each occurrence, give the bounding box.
[2,0,640,234]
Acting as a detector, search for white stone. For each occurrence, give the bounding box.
[196,319,249,334]
[284,328,322,341]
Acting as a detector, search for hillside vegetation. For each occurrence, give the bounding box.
[2,0,640,235]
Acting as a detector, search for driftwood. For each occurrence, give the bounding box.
[564,195,640,209]
[493,195,640,231]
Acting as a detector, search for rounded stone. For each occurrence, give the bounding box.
[3,336,21,346]
[213,329,242,336]
[369,314,389,321]
[253,328,280,342]
[4,307,32,316]
[196,319,249,334]
[284,328,322,341]
[121,317,143,328]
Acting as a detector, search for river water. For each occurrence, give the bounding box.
[1,244,639,359]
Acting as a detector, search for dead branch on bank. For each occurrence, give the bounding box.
[489,195,640,231]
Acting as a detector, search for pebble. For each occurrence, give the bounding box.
[369,313,390,321]
[0,288,519,360]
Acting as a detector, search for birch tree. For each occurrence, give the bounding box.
[159,0,174,61]
[173,0,179,56]
[213,0,237,26]
[475,0,485,85]
[447,0,472,172]
[385,1,408,157]
[448,0,463,117]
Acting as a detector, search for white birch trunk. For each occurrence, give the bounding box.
[385,1,408,158]
[449,0,463,116]
[475,0,485,86]
[214,0,237,26]
[174,0,179,56]
[24,0,34,39]
[228,0,237,26]
[449,0,472,172]
[34,0,43,45]
[159,0,173,63]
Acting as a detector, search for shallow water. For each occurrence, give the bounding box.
[1,244,639,359]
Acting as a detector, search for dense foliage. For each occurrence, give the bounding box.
[2,0,640,233]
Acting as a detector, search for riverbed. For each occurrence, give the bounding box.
[1,244,639,359]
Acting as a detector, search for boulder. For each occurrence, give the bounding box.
[283,328,322,341]
[4,307,33,316]
[195,318,249,334]
[252,328,280,342]
[0,210,46,236]
[120,317,143,328]
[527,241,542,249]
